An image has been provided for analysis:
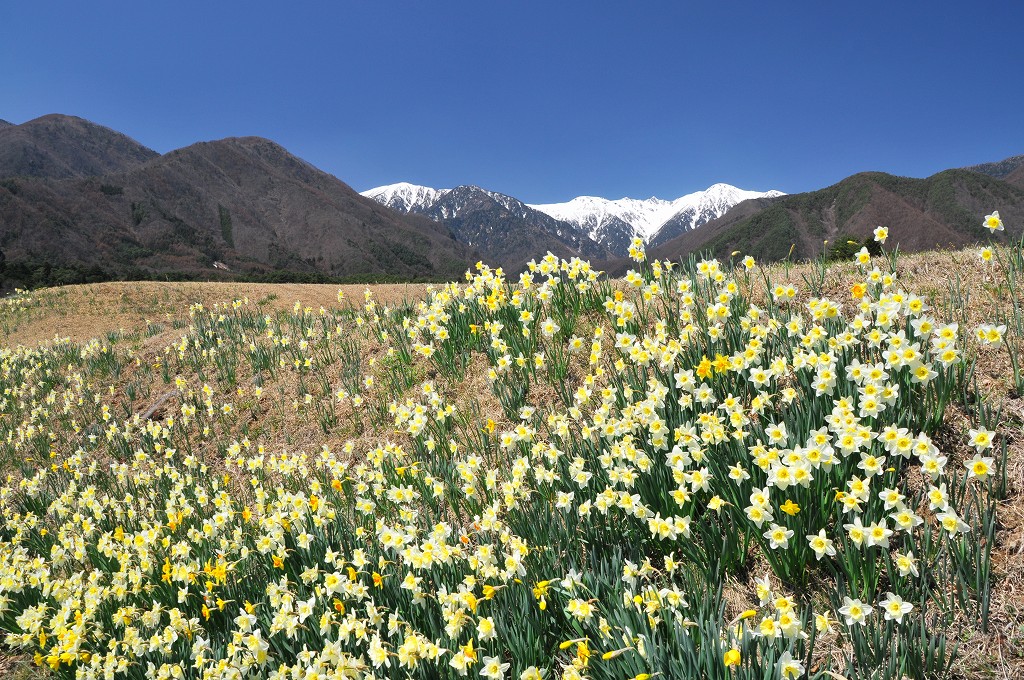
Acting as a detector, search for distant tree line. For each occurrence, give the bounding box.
[0,253,450,294]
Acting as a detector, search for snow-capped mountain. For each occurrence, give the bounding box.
[362,182,536,218]
[529,183,785,247]
[361,182,446,213]
[529,195,681,243]
[361,181,784,259]
[361,183,611,272]
[648,184,786,247]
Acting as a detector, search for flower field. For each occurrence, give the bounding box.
[0,232,1022,679]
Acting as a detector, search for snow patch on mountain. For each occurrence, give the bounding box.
[530,184,785,243]
[362,183,549,222]
[362,180,785,255]
[529,196,673,242]
[361,182,446,213]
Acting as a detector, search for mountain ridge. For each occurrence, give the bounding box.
[647,168,1024,265]
[964,153,1024,181]
[366,183,612,270]
[362,181,784,257]
[0,114,159,179]
[3,113,1022,289]
[964,153,1024,190]
[529,183,785,245]
[0,117,474,288]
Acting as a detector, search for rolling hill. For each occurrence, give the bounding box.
[0,116,474,288]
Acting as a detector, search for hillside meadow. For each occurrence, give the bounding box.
[0,235,1022,680]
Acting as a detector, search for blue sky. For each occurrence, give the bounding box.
[4,2,1022,202]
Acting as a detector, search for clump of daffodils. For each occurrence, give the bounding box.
[0,227,1009,679]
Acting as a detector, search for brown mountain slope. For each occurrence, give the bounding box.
[0,136,474,285]
[421,186,612,273]
[0,114,159,179]
[1003,164,1024,189]
[649,170,1024,264]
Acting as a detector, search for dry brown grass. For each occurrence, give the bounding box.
[0,654,41,680]
[0,281,431,347]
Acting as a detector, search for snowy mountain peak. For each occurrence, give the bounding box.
[646,185,786,247]
[530,184,785,243]
[528,195,673,242]
[361,182,447,212]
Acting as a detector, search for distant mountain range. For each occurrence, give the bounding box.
[530,184,786,248]
[1,113,1021,291]
[363,181,783,260]
[363,183,611,270]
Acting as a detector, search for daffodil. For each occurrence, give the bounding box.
[879,592,914,622]
[776,651,805,679]
[969,426,996,451]
[780,499,800,516]
[764,523,794,550]
[964,453,994,481]
[807,529,836,560]
[839,596,873,626]
[480,655,511,679]
[983,210,1004,232]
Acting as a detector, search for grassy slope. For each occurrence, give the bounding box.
[0,246,1022,678]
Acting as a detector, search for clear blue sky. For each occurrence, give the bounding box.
[4,2,1022,202]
